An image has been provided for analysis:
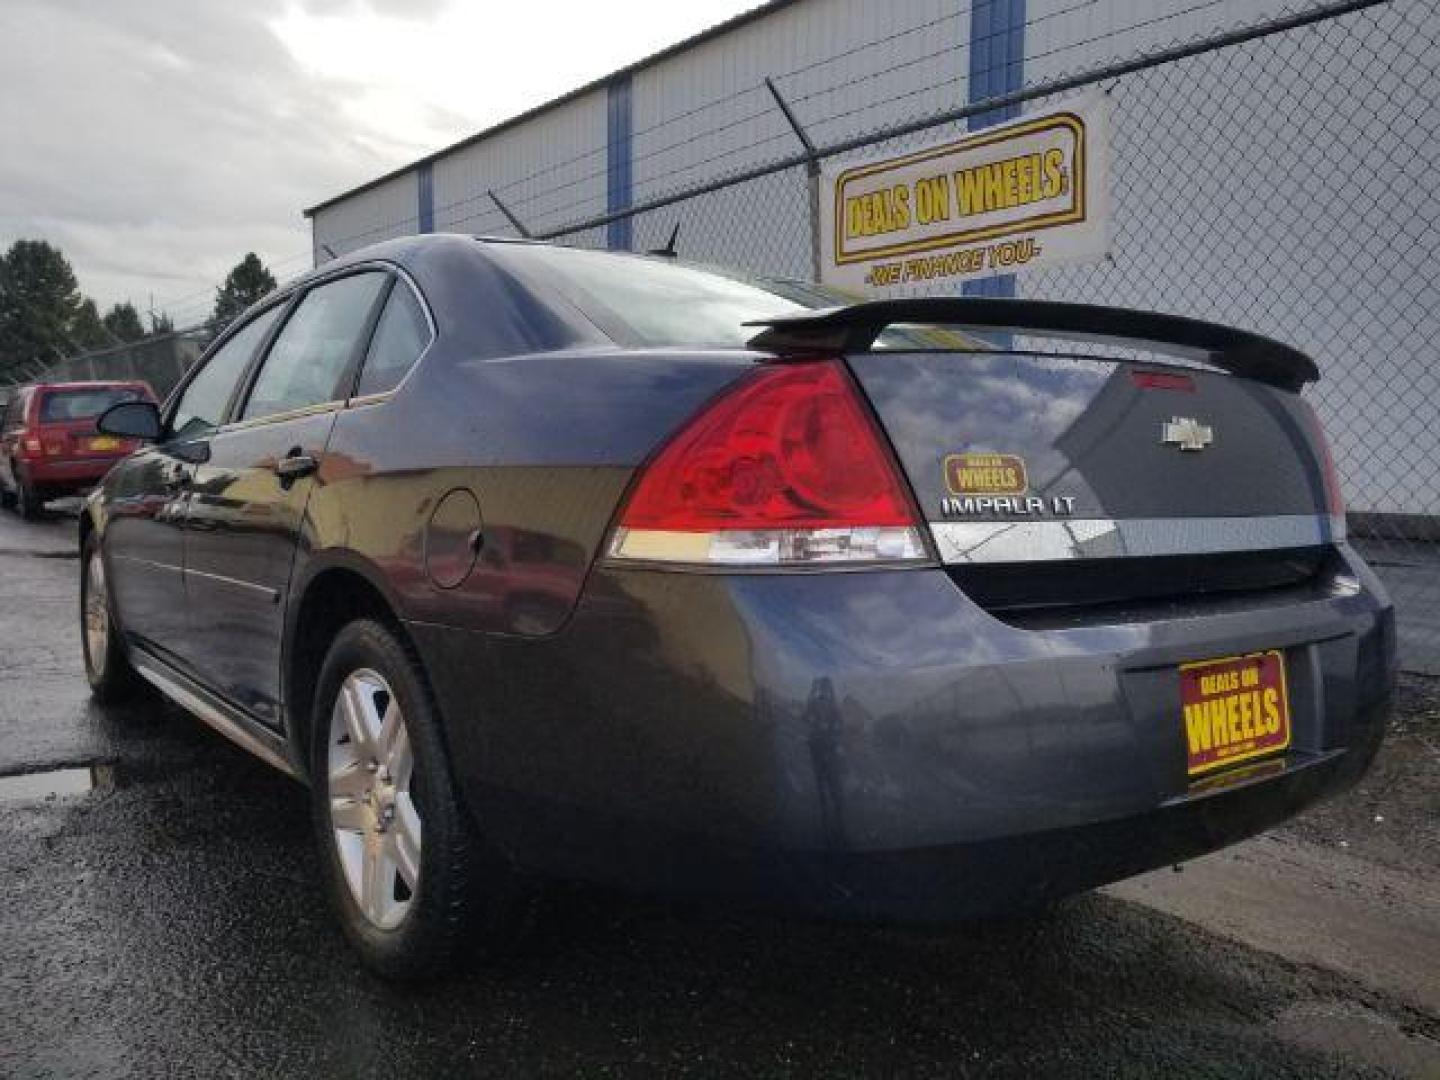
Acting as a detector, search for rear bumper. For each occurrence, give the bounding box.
[23,456,120,490]
[733,723,1382,921]
[410,542,1395,921]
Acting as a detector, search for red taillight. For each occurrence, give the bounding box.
[611,359,927,566]
[1300,398,1345,518]
[1131,370,1195,392]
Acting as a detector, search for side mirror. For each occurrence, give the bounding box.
[97,400,162,441]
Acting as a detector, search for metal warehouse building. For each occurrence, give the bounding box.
[304,0,1440,527]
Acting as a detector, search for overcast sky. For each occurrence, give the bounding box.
[0,0,757,328]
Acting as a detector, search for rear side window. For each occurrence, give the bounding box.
[172,306,282,441]
[354,282,429,397]
[39,387,144,422]
[242,273,387,421]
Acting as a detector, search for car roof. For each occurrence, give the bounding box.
[28,385,149,394]
[285,232,657,289]
[27,380,152,393]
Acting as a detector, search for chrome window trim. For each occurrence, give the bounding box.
[930,514,1346,564]
[345,391,392,409]
[215,398,344,434]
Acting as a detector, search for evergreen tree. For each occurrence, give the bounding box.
[71,298,112,351]
[0,239,85,380]
[210,253,276,334]
[103,301,147,343]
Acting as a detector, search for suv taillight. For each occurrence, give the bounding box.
[608,359,929,566]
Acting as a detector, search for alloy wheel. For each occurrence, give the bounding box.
[326,668,422,930]
[83,550,109,676]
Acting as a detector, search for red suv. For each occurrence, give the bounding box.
[0,381,156,517]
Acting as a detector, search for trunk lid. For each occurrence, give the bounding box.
[846,351,1331,526]
[843,350,1340,609]
[34,386,147,459]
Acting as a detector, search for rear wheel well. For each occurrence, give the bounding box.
[287,569,406,775]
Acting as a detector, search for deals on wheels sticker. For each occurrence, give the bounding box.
[1180,651,1292,777]
[820,94,1111,293]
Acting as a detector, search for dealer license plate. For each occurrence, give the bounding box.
[1180,650,1291,777]
[89,436,119,451]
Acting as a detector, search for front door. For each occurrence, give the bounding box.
[100,443,194,659]
[181,270,390,728]
[107,306,284,663]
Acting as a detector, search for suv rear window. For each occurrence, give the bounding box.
[39,387,145,423]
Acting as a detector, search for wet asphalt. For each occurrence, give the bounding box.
[1,505,1437,1079]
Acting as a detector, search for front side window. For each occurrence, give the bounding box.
[171,306,282,441]
[242,273,387,421]
[354,282,429,398]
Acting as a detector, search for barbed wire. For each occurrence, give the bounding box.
[30,0,1393,365]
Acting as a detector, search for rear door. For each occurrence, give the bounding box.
[183,270,390,725]
[106,309,283,661]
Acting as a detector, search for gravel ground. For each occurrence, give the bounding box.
[1282,673,1440,880]
[0,505,1436,1078]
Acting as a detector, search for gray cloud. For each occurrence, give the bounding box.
[302,0,453,15]
[0,0,455,326]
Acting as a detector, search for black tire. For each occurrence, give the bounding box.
[17,475,43,519]
[0,476,14,509]
[80,532,146,703]
[309,618,534,980]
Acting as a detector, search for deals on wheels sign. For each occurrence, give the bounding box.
[820,94,1111,292]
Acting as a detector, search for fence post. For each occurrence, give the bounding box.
[488,190,533,239]
[765,76,822,281]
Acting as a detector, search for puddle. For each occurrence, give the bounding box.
[0,764,116,802]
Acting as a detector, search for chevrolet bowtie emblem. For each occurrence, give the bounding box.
[1161,416,1214,451]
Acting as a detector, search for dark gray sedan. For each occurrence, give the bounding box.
[81,234,1393,978]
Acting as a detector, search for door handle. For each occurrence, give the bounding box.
[275,451,318,482]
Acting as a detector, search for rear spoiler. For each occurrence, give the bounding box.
[744,298,1319,391]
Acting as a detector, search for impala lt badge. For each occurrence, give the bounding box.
[1162,416,1214,451]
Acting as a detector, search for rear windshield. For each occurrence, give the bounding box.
[494,245,990,351]
[39,387,146,422]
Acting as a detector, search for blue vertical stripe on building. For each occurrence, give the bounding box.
[964,0,1026,299]
[606,75,634,250]
[417,163,434,234]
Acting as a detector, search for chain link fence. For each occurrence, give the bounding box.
[23,331,207,401]
[535,0,1440,672]
[20,0,1437,669]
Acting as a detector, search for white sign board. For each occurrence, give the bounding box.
[820,94,1111,293]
